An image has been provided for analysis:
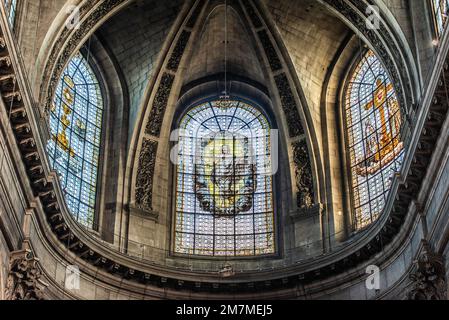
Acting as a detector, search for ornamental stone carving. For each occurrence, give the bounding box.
[167,31,192,72]
[5,250,45,300]
[274,74,304,138]
[258,30,282,72]
[407,242,447,300]
[292,140,314,209]
[145,73,175,137]
[135,139,158,212]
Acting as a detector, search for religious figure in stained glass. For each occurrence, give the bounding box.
[174,100,275,256]
[356,78,403,176]
[195,132,256,216]
[345,50,404,229]
[47,53,104,228]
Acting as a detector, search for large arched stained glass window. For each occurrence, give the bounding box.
[47,53,104,228]
[174,100,275,257]
[432,0,449,36]
[345,50,404,230]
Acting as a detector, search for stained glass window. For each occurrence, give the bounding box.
[3,0,17,27]
[47,53,104,228]
[174,100,275,257]
[432,0,449,35]
[345,50,404,230]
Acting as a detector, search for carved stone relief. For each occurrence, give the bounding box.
[144,73,176,137]
[292,140,315,209]
[407,243,447,300]
[274,73,304,138]
[135,139,158,212]
[167,31,192,72]
[5,250,45,300]
[241,0,263,29]
[186,0,206,29]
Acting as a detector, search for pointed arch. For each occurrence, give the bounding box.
[343,50,404,230]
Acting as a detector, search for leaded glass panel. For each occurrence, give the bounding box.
[345,50,404,230]
[174,100,275,256]
[47,53,104,228]
[432,0,449,35]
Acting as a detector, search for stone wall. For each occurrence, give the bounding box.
[98,0,183,143]
[265,0,349,153]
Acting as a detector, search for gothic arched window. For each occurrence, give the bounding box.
[432,0,449,35]
[344,50,404,230]
[174,100,275,257]
[47,53,104,228]
[3,0,17,27]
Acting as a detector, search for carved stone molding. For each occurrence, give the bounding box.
[167,31,192,72]
[274,73,304,138]
[186,0,206,29]
[1,0,448,295]
[5,250,46,300]
[292,139,315,209]
[144,73,175,137]
[127,204,159,222]
[135,139,158,212]
[257,30,282,72]
[407,242,447,300]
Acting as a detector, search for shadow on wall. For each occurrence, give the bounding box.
[0,256,4,300]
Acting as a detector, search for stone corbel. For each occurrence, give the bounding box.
[407,241,447,300]
[5,250,47,300]
[126,204,159,222]
[289,203,323,222]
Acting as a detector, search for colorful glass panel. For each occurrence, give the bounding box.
[174,100,275,256]
[345,50,404,230]
[432,0,449,35]
[47,53,103,228]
